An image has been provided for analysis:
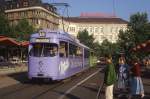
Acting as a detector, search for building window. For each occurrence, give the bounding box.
[99,27,103,33]
[17,3,19,8]
[24,12,28,17]
[78,27,83,31]
[23,1,28,7]
[111,27,118,33]
[120,27,123,31]
[94,27,99,33]
[10,4,13,9]
[115,27,118,33]
[8,14,12,19]
[89,27,93,33]
[21,12,25,17]
[101,35,105,41]
[83,27,88,31]
[69,27,75,32]
[14,12,18,18]
[36,19,39,24]
[32,19,38,25]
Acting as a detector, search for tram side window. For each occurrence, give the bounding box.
[76,47,82,57]
[59,41,68,57]
[44,43,58,57]
[69,43,77,57]
[84,49,90,58]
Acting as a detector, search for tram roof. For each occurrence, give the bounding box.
[31,29,90,49]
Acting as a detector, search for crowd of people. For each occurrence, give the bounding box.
[103,54,146,99]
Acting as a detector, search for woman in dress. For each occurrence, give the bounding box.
[117,57,129,97]
[129,58,145,98]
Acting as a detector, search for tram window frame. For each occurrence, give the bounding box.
[69,43,77,57]
[84,49,90,58]
[59,41,68,58]
[76,46,83,57]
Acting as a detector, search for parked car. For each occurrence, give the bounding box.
[97,57,106,67]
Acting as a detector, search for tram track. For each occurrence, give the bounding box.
[0,73,81,99]
[0,67,100,99]
[0,77,77,99]
[32,67,100,99]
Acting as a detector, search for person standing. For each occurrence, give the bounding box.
[129,58,145,98]
[117,57,129,97]
[104,55,117,99]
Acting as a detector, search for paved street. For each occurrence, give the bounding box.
[0,67,103,99]
[0,66,150,99]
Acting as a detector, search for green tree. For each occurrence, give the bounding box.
[128,12,150,44]
[77,29,103,58]
[117,12,150,59]
[0,13,11,36]
[100,39,117,56]
[15,19,34,41]
[77,29,95,49]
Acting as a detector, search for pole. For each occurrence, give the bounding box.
[96,80,104,99]
[113,0,116,17]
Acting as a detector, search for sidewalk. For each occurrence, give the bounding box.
[0,64,28,89]
[0,65,27,76]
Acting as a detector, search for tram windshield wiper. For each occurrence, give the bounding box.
[41,44,44,57]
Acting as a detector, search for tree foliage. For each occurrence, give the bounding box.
[117,12,150,59]
[77,29,102,58]
[100,39,119,57]
[0,12,34,41]
[128,12,150,44]
[0,13,11,36]
[77,29,95,49]
[15,19,34,41]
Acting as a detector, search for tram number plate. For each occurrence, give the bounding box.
[35,38,50,43]
[37,74,43,76]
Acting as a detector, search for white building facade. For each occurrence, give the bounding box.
[59,17,128,43]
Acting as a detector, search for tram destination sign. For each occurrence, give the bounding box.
[35,38,50,43]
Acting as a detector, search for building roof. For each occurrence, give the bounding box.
[64,17,128,24]
[2,0,58,15]
[20,41,29,47]
[0,35,28,47]
[0,36,20,46]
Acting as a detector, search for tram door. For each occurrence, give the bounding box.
[59,41,69,75]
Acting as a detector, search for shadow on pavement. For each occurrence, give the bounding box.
[7,72,59,85]
[7,72,28,83]
[79,85,98,92]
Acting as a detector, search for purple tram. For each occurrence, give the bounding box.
[28,29,91,80]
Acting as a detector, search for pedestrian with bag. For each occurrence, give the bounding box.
[104,55,117,99]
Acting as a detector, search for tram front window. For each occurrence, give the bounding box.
[29,43,58,57]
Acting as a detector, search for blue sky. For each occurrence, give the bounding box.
[43,0,150,21]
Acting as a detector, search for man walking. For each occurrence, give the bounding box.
[104,55,117,99]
